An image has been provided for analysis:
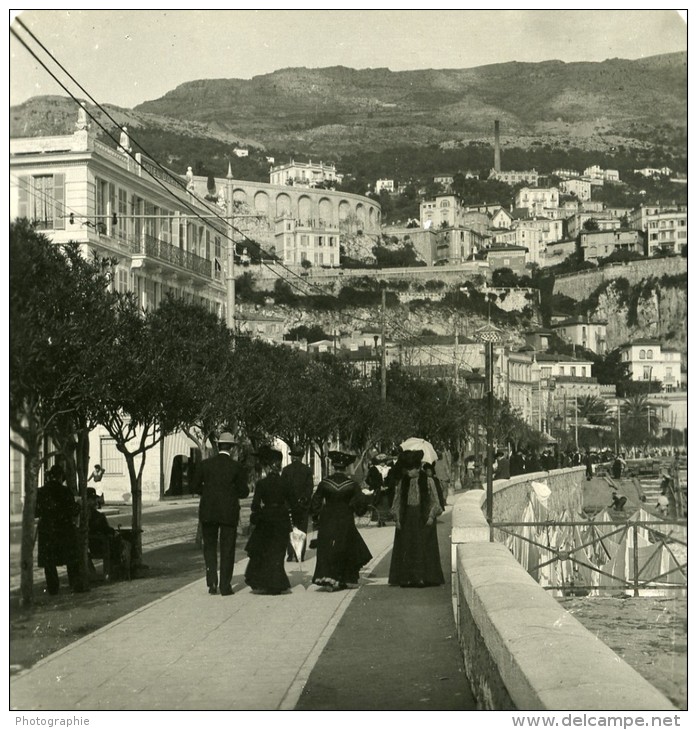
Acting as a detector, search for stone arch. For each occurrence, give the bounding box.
[368,206,375,227]
[276,193,292,218]
[339,200,351,221]
[318,197,333,226]
[355,203,365,229]
[233,188,247,205]
[298,195,313,224]
[254,190,269,215]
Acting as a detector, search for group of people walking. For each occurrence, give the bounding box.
[193,434,447,597]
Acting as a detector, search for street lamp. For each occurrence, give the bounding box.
[466,369,485,487]
[475,323,504,541]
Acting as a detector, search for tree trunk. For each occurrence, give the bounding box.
[75,427,92,591]
[125,453,144,565]
[20,440,41,606]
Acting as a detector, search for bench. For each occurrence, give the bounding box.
[88,528,139,581]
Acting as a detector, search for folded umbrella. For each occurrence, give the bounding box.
[289,526,307,563]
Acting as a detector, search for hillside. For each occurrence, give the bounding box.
[11,54,687,163]
[132,56,687,154]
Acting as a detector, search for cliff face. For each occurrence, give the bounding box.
[584,278,686,354]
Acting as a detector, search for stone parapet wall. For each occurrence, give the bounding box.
[449,471,677,710]
[553,257,686,301]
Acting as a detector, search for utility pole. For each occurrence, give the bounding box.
[225,162,235,334]
[380,285,387,402]
[454,326,459,388]
[574,393,578,449]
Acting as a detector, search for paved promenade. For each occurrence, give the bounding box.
[10,506,474,711]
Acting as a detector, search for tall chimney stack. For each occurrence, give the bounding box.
[494,119,501,173]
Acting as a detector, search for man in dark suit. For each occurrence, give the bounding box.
[193,433,249,595]
[281,445,314,562]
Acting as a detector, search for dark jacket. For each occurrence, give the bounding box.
[193,452,249,525]
[280,460,314,512]
[494,456,511,480]
[36,478,79,567]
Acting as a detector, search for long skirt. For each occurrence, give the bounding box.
[388,506,444,587]
[244,518,291,595]
[312,505,372,589]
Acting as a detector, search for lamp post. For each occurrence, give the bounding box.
[225,162,235,333]
[466,370,485,488]
[475,323,504,541]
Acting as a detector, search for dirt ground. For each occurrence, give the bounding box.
[557,595,687,710]
[557,476,688,710]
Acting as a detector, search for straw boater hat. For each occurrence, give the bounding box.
[217,432,237,444]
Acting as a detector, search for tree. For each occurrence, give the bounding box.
[148,296,237,460]
[93,295,185,565]
[10,221,116,604]
[582,218,600,231]
[575,395,609,426]
[621,394,661,447]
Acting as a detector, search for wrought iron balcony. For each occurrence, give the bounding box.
[131,233,212,277]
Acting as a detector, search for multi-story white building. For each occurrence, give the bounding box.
[559,178,592,202]
[433,173,454,188]
[514,187,559,217]
[628,204,687,256]
[375,178,395,193]
[494,216,564,265]
[618,340,683,391]
[269,159,343,188]
[551,316,608,355]
[274,215,340,267]
[488,168,539,186]
[566,212,622,239]
[579,229,645,262]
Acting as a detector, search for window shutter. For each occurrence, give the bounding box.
[17,175,29,219]
[53,173,65,229]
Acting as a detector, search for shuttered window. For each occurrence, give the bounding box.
[16,174,65,230]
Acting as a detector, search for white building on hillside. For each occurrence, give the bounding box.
[270,159,343,188]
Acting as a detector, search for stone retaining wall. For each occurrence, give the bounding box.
[450,470,677,710]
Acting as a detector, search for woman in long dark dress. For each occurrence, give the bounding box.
[388,450,444,588]
[245,450,295,595]
[365,453,393,526]
[311,451,373,591]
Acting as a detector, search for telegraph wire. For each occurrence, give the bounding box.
[10,20,479,371]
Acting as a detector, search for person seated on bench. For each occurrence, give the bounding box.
[86,487,122,579]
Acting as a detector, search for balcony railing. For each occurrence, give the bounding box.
[130,233,211,277]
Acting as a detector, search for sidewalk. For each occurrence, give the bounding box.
[10,507,473,711]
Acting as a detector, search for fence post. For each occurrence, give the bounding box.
[632,523,640,597]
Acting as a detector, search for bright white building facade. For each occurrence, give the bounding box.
[618,340,683,391]
[269,159,343,188]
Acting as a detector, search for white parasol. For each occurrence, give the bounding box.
[289,526,307,563]
[399,437,438,464]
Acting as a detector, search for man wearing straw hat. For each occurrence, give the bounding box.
[193,432,249,596]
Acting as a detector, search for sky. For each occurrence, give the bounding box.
[9,8,688,109]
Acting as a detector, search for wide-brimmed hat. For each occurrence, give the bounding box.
[375,453,389,463]
[401,450,424,470]
[47,464,64,480]
[328,450,355,468]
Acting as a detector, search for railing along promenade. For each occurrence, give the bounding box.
[450,469,677,710]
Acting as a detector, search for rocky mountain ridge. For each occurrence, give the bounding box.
[11,53,686,157]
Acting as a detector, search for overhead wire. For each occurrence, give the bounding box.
[11,18,482,371]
